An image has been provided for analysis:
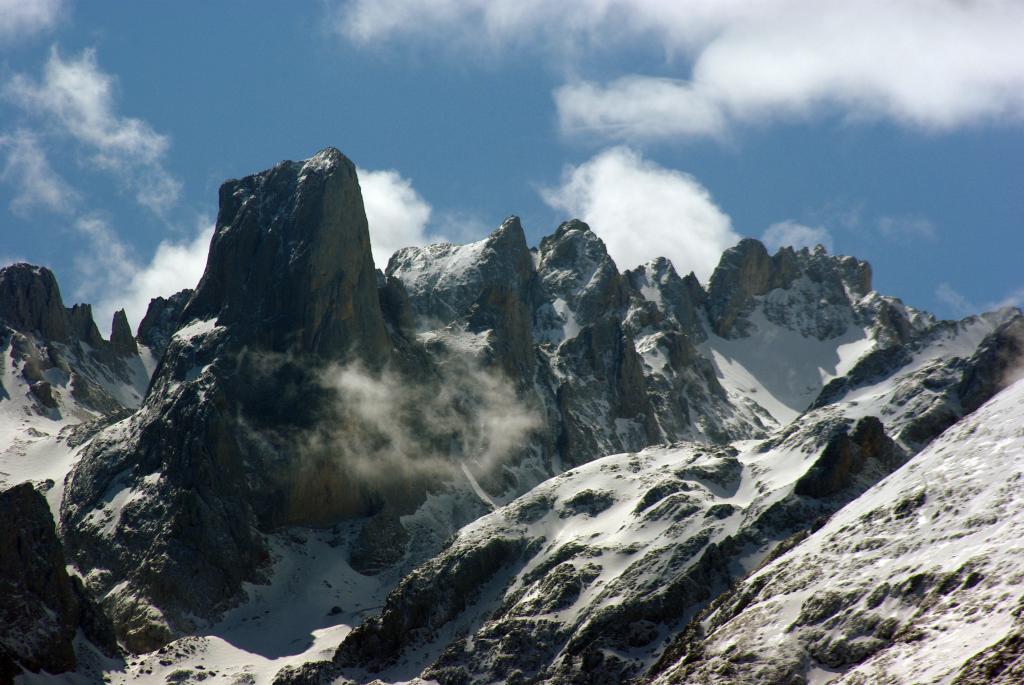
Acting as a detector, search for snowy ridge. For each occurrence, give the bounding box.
[4,160,1023,685]
[651,377,1024,684]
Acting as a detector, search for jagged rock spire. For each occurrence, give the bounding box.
[109,309,138,356]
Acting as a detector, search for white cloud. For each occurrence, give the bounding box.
[91,221,213,332]
[0,0,64,42]
[336,0,1024,139]
[4,47,181,213]
[72,214,136,290]
[877,215,937,242]
[541,146,739,282]
[0,130,78,215]
[358,167,444,267]
[762,220,833,253]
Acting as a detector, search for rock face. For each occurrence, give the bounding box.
[0,483,114,684]
[0,264,151,418]
[60,148,415,651]
[109,309,138,356]
[136,288,192,358]
[706,240,871,339]
[3,146,1019,684]
[271,256,1021,685]
[0,264,70,342]
[183,148,389,364]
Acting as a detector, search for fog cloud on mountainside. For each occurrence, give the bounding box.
[235,345,542,516]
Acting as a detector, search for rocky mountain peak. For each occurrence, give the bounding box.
[624,257,707,339]
[66,304,104,348]
[706,238,876,339]
[182,146,389,365]
[109,309,137,356]
[706,238,796,337]
[387,214,536,330]
[135,289,192,357]
[0,263,70,342]
[537,219,624,328]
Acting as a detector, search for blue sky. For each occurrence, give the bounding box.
[0,1,1022,331]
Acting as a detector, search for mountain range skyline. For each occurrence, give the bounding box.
[1,1,1022,332]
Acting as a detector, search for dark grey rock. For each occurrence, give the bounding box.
[0,483,116,682]
[109,309,138,356]
[794,416,901,498]
[62,148,402,651]
[136,289,192,358]
[184,147,390,365]
[0,264,70,342]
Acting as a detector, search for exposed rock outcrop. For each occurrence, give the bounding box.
[0,483,115,684]
[0,264,70,342]
[136,288,192,358]
[0,264,150,416]
[60,148,418,651]
[109,309,138,356]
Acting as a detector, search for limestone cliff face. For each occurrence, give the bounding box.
[0,264,70,343]
[61,148,398,651]
[109,309,138,356]
[184,148,389,364]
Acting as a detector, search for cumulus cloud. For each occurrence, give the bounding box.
[0,0,64,42]
[762,220,833,253]
[335,0,1024,139]
[91,222,213,332]
[4,47,181,213]
[358,167,444,267]
[0,130,78,215]
[541,146,739,282]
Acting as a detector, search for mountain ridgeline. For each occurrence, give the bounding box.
[1,147,1022,684]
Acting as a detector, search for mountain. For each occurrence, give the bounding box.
[0,147,1021,685]
[648,372,1024,684]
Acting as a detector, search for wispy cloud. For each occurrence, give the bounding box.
[0,129,79,215]
[877,215,937,242]
[0,0,64,43]
[541,146,739,282]
[762,220,833,253]
[0,45,203,333]
[987,288,1024,312]
[936,282,1024,320]
[4,47,181,213]
[936,283,976,318]
[334,0,1024,140]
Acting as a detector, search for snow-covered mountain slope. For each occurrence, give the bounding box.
[274,306,1021,685]
[5,149,1024,685]
[0,264,155,517]
[649,375,1024,685]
